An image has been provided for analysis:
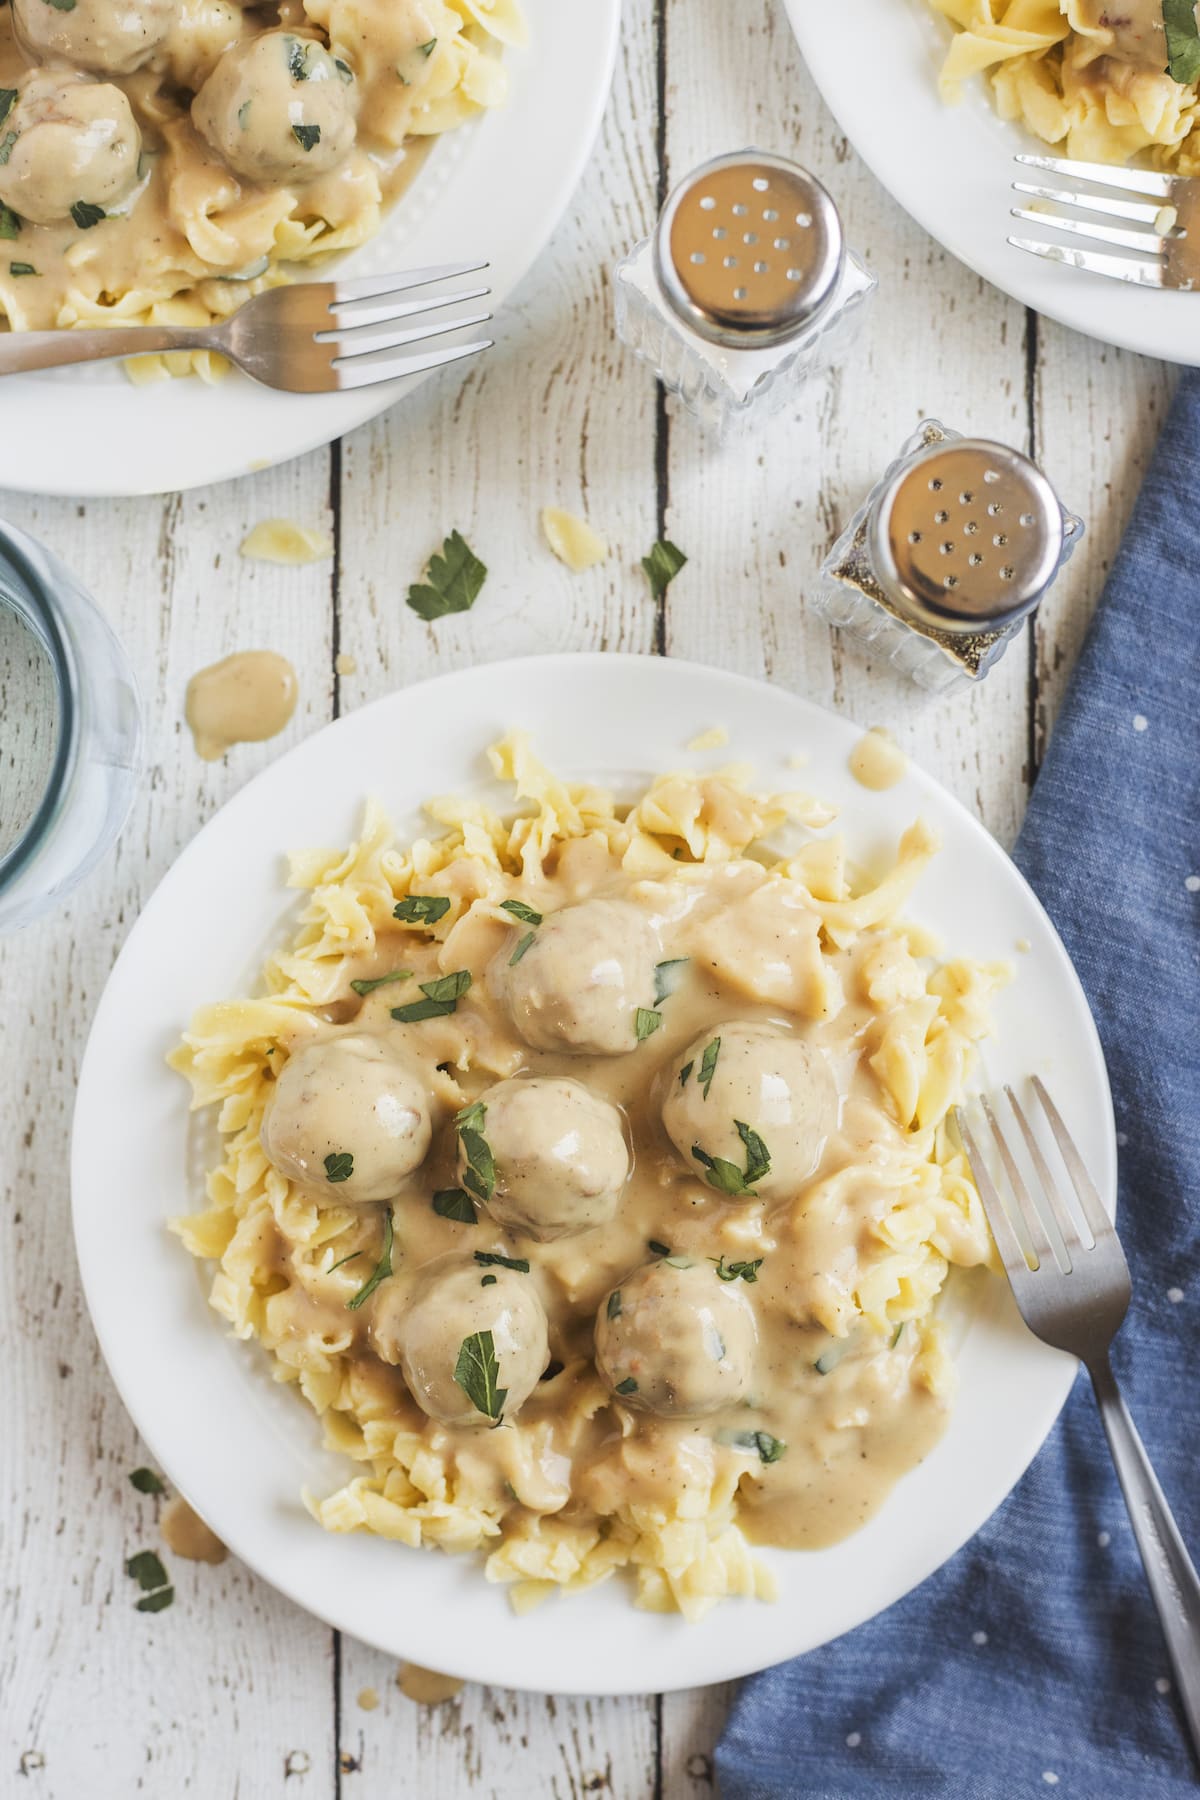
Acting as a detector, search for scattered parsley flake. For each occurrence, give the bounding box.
[698,1037,721,1099]
[614,1376,638,1396]
[653,958,688,1006]
[679,1060,694,1088]
[0,90,15,130]
[417,36,437,55]
[136,1587,175,1613]
[500,899,542,925]
[287,37,309,80]
[480,1273,496,1287]
[635,1007,662,1041]
[0,204,18,240]
[70,200,105,229]
[391,969,471,1022]
[641,538,687,600]
[345,1207,394,1311]
[128,1468,165,1495]
[324,1151,353,1184]
[126,1550,168,1591]
[510,930,536,966]
[9,261,37,276]
[692,1120,771,1197]
[474,1250,529,1273]
[350,968,412,996]
[292,122,321,152]
[406,530,487,621]
[393,893,450,926]
[647,1239,671,1257]
[454,1328,505,1420]
[0,132,17,168]
[433,1188,477,1223]
[1165,0,1200,84]
[606,1290,622,1321]
[713,1256,763,1284]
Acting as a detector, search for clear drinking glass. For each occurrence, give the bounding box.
[0,519,142,932]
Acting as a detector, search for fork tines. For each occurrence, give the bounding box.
[1008,153,1187,290]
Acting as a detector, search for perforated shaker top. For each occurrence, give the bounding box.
[653,150,844,349]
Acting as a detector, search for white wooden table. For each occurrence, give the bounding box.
[0,4,1174,1793]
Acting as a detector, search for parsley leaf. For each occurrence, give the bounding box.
[635,1007,662,1041]
[129,1468,165,1495]
[737,1120,771,1185]
[713,1256,763,1283]
[45,0,77,10]
[678,1060,694,1088]
[0,90,15,129]
[692,1120,771,1197]
[334,56,354,81]
[324,1151,354,1183]
[474,1250,529,1273]
[480,1273,496,1286]
[510,930,536,966]
[723,1429,786,1465]
[0,133,17,168]
[0,204,18,240]
[606,1289,622,1320]
[9,261,37,276]
[641,538,687,600]
[137,1587,175,1613]
[454,1328,505,1420]
[647,1239,671,1257]
[287,36,309,80]
[455,1100,486,1132]
[891,1321,905,1348]
[391,969,471,1022]
[614,1376,638,1396]
[350,968,412,996]
[292,123,321,152]
[433,1188,477,1223]
[458,1113,495,1203]
[406,529,487,621]
[653,957,688,1006]
[70,200,105,229]
[327,1250,363,1272]
[346,1206,394,1311]
[417,35,437,54]
[393,894,450,925]
[500,899,542,925]
[126,1550,168,1591]
[698,1036,720,1099]
[1165,0,1200,83]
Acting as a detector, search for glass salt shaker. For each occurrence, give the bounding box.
[613,149,875,434]
[815,420,1083,694]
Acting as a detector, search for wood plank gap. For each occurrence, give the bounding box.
[333,1623,344,1798]
[1023,305,1041,789]
[653,0,670,660]
[329,436,344,720]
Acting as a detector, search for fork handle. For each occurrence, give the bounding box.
[0,326,217,376]
[1089,1354,1200,1765]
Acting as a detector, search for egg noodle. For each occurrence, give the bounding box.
[924,1,1200,167]
[0,0,521,381]
[169,736,1005,1619]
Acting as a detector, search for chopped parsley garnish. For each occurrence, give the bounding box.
[137,1588,175,1613]
[635,1007,662,1041]
[287,37,309,80]
[45,0,78,10]
[723,1430,786,1465]
[500,899,542,925]
[0,132,17,167]
[509,930,536,966]
[713,1256,763,1284]
[406,529,487,620]
[394,893,450,925]
[126,1549,168,1591]
[292,123,321,152]
[890,1321,905,1348]
[641,538,687,600]
[454,1328,505,1421]
[679,1061,694,1087]
[653,958,688,1005]
[1165,0,1200,84]
[324,1151,354,1184]
[692,1121,771,1197]
[9,260,36,276]
[327,1250,363,1272]
[345,1206,394,1311]
[480,1273,496,1287]
[391,969,471,1022]
[237,99,252,129]
[606,1289,622,1321]
[815,1337,852,1376]
[417,36,437,55]
[456,1102,495,1202]
[698,1036,721,1099]
[433,1188,477,1223]
[647,1239,671,1257]
[70,200,105,229]
[129,1468,165,1495]
[474,1250,529,1273]
[614,1376,638,1396]
[0,90,15,129]
[334,57,354,81]
[350,968,412,996]
[0,204,18,240]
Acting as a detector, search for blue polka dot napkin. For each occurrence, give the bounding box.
[715,371,1200,1800]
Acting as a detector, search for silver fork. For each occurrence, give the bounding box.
[956,1077,1200,1763]
[1008,153,1197,289]
[0,260,493,390]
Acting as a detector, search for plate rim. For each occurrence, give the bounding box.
[70,652,1115,1694]
[0,0,622,498]
[786,0,1191,366]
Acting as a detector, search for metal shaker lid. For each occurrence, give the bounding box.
[653,150,845,350]
[868,438,1065,633]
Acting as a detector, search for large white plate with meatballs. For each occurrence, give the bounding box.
[71,654,1115,1695]
[0,0,620,498]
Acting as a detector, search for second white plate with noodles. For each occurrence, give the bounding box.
[0,0,619,498]
[787,0,1200,364]
[71,655,1116,1696]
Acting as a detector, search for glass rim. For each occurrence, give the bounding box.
[0,519,82,896]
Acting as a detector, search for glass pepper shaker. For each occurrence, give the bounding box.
[613,149,876,434]
[814,420,1084,694]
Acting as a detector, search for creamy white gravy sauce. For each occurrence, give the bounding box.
[259,840,989,1555]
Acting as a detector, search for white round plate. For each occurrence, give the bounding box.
[72,654,1115,1696]
[787,0,1194,364]
[0,0,619,499]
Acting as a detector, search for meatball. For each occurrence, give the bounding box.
[373,1254,549,1427]
[11,0,178,76]
[662,1021,837,1203]
[192,30,357,183]
[500,898,660,1056]
[461,1078,630,1242]
[260,1035,432,1202]
[595,1259,756,1417]
[0,72,142,228]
